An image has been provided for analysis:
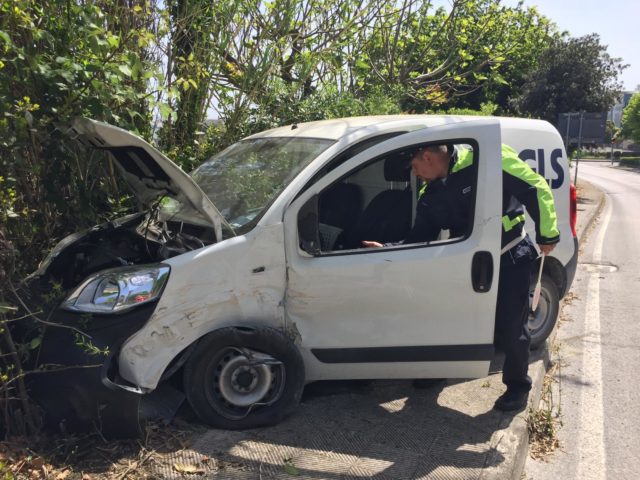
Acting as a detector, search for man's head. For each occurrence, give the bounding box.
[410,144,451,181]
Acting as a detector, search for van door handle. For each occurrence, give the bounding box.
[471,251,493,293]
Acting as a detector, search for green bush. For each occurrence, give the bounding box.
[620,157,640,166]
[193,86,405,165]
[0,0,158,437]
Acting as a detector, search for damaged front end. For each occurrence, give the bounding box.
[22,209,215,436]
[20,118,229,437]
[20,117,333,435]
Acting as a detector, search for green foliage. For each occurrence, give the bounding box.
[74,333,109,357]
[0,0,158,438]
[158,0,389,165]
[283,457,300,476]
[0,0,159,277]
[432,102,499,116]
[359,0,554,112]
[511,34,627,122]
[182,85,404,168]
[621,93,640,143]
[619,157,640,168]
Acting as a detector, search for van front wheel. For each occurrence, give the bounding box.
[528,273,560,349]
[183,327,305,430]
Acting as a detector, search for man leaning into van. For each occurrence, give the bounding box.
[363,144,559,411]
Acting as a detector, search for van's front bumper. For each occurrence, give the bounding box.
[29,302,158,437]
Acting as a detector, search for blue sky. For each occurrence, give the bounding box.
[505,0,639,91]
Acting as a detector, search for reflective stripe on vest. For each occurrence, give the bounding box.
[502,214,525,232]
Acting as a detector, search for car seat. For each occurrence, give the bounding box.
[342,154,413,248]
[317,182,364,250]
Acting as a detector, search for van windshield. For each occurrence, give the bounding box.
[159,137,334,234]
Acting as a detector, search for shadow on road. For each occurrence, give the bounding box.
[188,377,518,479]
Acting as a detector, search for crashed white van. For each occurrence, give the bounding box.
[30,115,578,432]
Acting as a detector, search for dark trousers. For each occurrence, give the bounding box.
[494,258,534,392]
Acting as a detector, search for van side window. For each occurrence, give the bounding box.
[299,142,477,253]
[296,132,407,199]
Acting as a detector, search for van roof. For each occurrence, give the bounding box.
[245,115,558,141]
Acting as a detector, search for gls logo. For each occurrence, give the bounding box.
[519,148,564,189]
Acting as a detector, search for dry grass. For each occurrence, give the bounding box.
[527,408,561,460]
[562,291,578,306]
[527,357,563,461]
[0,420,207,479]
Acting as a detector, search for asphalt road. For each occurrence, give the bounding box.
[525,162,640,480]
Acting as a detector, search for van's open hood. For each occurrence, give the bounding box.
[67,117,231,241]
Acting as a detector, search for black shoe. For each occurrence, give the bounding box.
[411,378,445,389]
[494,389,529,411]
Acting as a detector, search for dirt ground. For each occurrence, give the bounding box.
[1,419,207,480]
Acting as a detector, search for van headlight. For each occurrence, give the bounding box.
[61,265,170,313]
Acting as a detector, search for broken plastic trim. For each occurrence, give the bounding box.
[101,350,150,394]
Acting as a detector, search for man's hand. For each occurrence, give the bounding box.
[362,240,383,248]
[538,243,556,255]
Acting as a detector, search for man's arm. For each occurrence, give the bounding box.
[501,144,560,250]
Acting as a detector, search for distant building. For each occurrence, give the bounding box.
[608,91,634,127]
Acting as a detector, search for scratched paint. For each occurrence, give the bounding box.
[118,223,287,389]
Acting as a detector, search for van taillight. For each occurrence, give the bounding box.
[570,183,577,237]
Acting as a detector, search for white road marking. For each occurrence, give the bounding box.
[576,197,611,480]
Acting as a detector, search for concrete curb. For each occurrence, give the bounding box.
[577,184,606,245]
[484,179,606,480]
[481,334,550,480]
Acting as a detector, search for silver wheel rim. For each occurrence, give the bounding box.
[217,352,273,407]
[206,346,285,420]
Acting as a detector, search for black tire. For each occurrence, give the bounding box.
[183,326,305,430]
[528,273,560,349]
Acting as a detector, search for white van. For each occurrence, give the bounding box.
[30,115,578,431]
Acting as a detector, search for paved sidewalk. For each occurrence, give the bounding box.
[156,181,604,480]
